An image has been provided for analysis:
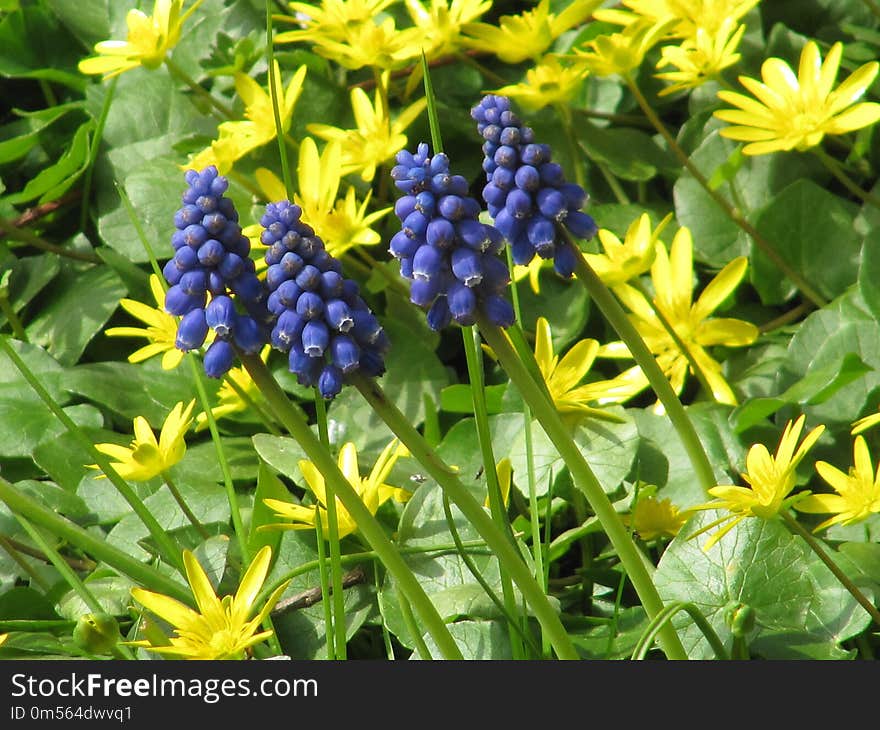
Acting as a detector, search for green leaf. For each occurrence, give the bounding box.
[751,179,860,305]
[0,102,85,164]
[439,383,507,414]
[412,620,512,660]
[576,119,677,181]
[0,254,61,330]
[249,462,290,557]
[2,121,93,205]
[25,264,126,367]
[731,353,872,433]
[58,576,134,619]
[0,587,60,621]
[857,228,880,320]
[654,511,870,659]
[31,417,110,492]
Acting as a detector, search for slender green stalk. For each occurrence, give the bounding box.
[624,74,828,308]
[398,590,433,660]
[352,374,581,660]
[462,325,525,660]
[0,336,183,573]
[161,470,210,539]
[223,375,281,436]
[0,476,191,604]
[266,5,294,197]
[0,290,26,340]
[441,494,541,656]
[813,147,880,210]
[187,356,249,560]
[239,352,463,659]
[475,315,687,660]
[631,601,728,660]
[313,511,336,660]
[164,57,235,120]
[0,220,102,263]
[782,512,880,627]
[80,76,118,234]
[567,245,717,494]
[0,620,77,631]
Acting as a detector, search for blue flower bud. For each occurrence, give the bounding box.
[505,188,533,219]
[539,162,564,187]
[536,188,567,220]
[559,182,587,210]
[451,248,483,286]
[276,280,302,308]
[163,259,183,285]
[528,217,557,258]
[390,230,421,259]
[318,364,344,399]
[289,346,321,385]
[564,210,597,240]
[412,244,443,281]
[426,218,456,250]
[302,320,329,357]
[484,294,515,327]
[330,334,360,373]
[403,210,430,238]
[296,291,325,320]
[395,195,417,220]
[438,195,466,220]
[182,224,208,249]
[456,219,491,250]
[447,282,477,325]
[205,295,237,337]
[179,270,207,295]
[409,277,441,307]
[351,310,382,343]
[204,340,235,378]
[176,308,209,351]
[233,316,264,354]
[414,191,435,216]
[165,284,204,315]
[295,264,322,291]
[319,271,344,299]
[359,348,386,377]
[325,298,354,332]
[197,239,225,266]
[230,273,264,303]
[552,242,578,278]
[273,309,304,348]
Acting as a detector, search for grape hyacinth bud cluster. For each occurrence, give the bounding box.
[164,166,268,378]
[471,94,598,277]
[389,143,515,330]
[260,200,389,399]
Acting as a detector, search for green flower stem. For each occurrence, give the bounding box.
[80,76,118,234]
[398,590,433,659]
[474,315,688,661]
[189,343,248,561]
[781,512,880,627]
[0,336,184,573]
[813,147,880,210]
[0,620,77,632]
[624,75,829,309]
[441,493,541,657]
[628,278,716,402]
[566,245,717,495]
[352,373,581,660]
[14,514,135,658]
[266,5,294,198]
[160,470,210,540]
[164,57,235,120]
[239,352,463,660]
[462,324,525,660]
[631,601,728,660]
[313,511,336,660]
[314,387,348,660]
[0,219,102,264]
[0,290,26,341]
[0,475,192,604]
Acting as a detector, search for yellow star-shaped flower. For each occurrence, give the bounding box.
[462,0,600,64]
[263,439,411,539]
[714,41,880,155]
[188,61,307,174]
[78,0,202,79]
[600,226,759,405]
[626,495,688,541]
[690,415,825,549]
[308,72,426,182]
[491,55,590,113]
[655,18,746,96]
[89,400,195,482]
[130,546,289,659]
[572,19,674,78]
[797,436,880,532]
[584,213,668,287]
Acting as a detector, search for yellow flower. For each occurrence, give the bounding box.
[796,436,880,531]
[533,316,632,418]
[690,415,825,549]
[626,495,687,540]
[491,55,590,113]
[462,0,600,64]
[275,0,398,44]
[188,61,307,174]
[572,19,674,78]
[78,0,201,78]
[583,213,667,287]
[89,400,195,481]
[130,546,289,659]
[0,633,7,647]
[105,274,192,370]
[308,73,427,182]
[655,19,745,96]
[594,0,759,39]
[714,41,880,156]
[264,439,411,539]
[194,347,270,432]
[294,138,391,257]
[398,0,491,60]
[600,226,759,405]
